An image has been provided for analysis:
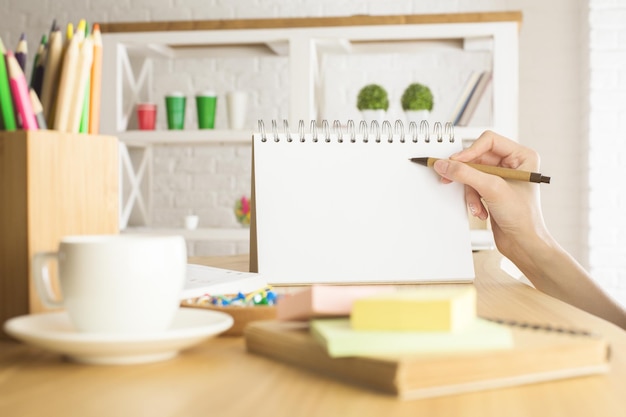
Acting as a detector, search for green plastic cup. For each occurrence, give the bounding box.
[196,91,217,129]
[165,93,186,130]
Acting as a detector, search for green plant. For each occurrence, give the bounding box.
[356,84,389,111]
[401,83,434,111]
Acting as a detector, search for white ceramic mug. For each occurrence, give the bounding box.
[32,234,187,334]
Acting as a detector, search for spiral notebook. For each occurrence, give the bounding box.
[250,120,474,285]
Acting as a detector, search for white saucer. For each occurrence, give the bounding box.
[3,308,233,365]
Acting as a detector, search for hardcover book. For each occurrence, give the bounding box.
[244,320,610,400]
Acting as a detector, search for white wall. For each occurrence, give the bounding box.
[4,1,617,301]
[587,0,626,305]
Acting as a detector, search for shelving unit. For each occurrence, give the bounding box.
[100,12,521,245]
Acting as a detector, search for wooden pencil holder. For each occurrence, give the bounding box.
[0,130,119,338]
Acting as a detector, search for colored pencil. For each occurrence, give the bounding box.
[6,50,38,130]
[14,33,28,74]
[40,25,62,125]
[53,28,80,132]
[79,22,90,133]
[29,88,47,129]
[0,37,17,131]
[89,23,102,134]
[30,34,47,97]
[66,31,93,132]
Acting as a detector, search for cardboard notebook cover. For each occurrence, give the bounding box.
[244,320,610,400]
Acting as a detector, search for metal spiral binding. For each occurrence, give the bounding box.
[257,119,455,143]
[484,317,598,338]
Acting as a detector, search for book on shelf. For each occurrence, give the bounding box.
[244,320,610,400]
[449,71,482,125]
[457,71,492,126]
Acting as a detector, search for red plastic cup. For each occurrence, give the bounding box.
[137,103,157,130]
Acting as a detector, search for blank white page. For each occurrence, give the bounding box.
[251,127,474,284]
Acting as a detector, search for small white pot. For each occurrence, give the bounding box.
[404,110,430,124]
[360,109,386,124]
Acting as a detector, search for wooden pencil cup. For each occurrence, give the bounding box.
[0,131,119,338]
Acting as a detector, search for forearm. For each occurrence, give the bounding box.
[508,235,626,330]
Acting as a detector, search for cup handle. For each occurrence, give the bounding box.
[32,251,64,308]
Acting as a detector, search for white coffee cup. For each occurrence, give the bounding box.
[184,214,199,230]
[32,234,187,334]
[226,91,248,129]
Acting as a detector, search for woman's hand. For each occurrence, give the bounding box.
[432,130,550,261]
[434,131,626,329]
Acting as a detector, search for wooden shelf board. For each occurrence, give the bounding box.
[100,12,522,34]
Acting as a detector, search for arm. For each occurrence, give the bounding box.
[434,130,626,330]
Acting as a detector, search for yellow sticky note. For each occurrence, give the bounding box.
[350,285,476,332]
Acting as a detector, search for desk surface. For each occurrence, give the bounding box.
[1,251,625,416]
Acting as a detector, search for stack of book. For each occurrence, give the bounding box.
[449,70,492,126]
[244,285,610,400]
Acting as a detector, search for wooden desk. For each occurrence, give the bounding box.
[1,251,625,416]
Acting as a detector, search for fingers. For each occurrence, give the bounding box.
[450,131,540,171]
[465,186,488,220]
[433,158,507,206]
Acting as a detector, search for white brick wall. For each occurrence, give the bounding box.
[588,0,626,306]
[7,0,625,308]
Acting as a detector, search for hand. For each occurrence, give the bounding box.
[432,130,550,260]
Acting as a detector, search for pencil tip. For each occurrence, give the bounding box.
[409,157,429,166]
[541,176,551,184]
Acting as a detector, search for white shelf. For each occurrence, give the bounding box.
[102,14,519,231]
[118,129,252,146]
[122,227,250,241]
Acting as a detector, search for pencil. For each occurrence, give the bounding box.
[40,25,62,125]
[30,34,47,97]
[54,28,80,132]
[6,50,38,130]
[66,35,93,133]
[79,22,90,134]
[88,23,102,134]
[0,37,17,131]
[29,88,46,129]
[410,157,551,184]
[15,33,28,74]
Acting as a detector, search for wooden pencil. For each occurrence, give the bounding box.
[39,26,62,125]
[67,35,93,133]
[30,34,47,97]
[53,28,80,132]
[29,88,47,129]
[0,36,17,131]
[6,51,38,130]
[14,33,28,74]
[89,23,103,134]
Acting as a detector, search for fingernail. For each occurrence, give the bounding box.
[468,203,478,215]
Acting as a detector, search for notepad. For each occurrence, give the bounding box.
[310,318,513,358]
[276,285,395,321]
[181,264,266,300]
[350,286,477,332]
[250,120,474,284]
